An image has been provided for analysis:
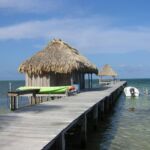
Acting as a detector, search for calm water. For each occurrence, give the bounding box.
[0,80,24,114]
[0,79,150,150]
[85,79,150,150]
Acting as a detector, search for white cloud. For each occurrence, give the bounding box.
[0,0,60,13]
[1,17,150,53]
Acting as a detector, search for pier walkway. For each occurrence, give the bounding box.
[0,81,126,150]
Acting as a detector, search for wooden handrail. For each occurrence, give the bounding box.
[8,89,40,96]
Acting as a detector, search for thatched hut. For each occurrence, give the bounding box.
[99,64,117,77]
[98,64,118,84]
[19,39,98,89]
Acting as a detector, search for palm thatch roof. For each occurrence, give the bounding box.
[18,39,98,76]
[99,64,118,77]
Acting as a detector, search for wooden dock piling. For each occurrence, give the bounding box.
[80,113,87,148]
[100,99,105,120]
[93,104,99,130]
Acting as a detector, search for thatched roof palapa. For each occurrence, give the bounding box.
[99,64,117,77]
[19,39,98,76]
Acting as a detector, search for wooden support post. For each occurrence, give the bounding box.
[112,93,114,105]
[40,96,43,103]
[60,132,66,150]
[107,97,110,112]
[16,96,19,109]
[104,97,109,114]
[112,93,115,105]
[79,73,81,89]
[109,94,115,111]
[29,97,32,105]
[32,92,36,104]
[80,114,87,148]
[93,104,98,130]
[91,73,92,88]
[100,100,105,120]
[83,73,85,89]
[10,96,13,110]
[98,102,101,120]
[30,96,33,105]
[115,90,118,100]
[55,131,66,150]
[117,88,120,96]
[80,73,83,89]
[88,74,90,89]
[109,95,112,110]
[10,96,16,111]
[82,73,84,89]
[13,96,16,110]
[9,96,12,110]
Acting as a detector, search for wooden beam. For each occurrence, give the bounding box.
[88,74,90,89]
[8,89,40,97]
[80,114,87,148]
[93,104,98,130]
[91,73,93,88]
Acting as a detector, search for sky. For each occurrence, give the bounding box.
[0,0,150,80]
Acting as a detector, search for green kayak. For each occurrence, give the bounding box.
[17,86,75,94]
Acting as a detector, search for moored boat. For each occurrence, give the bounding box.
[124,86,140,97]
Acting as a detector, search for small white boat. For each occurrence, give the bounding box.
[124,86,140,97]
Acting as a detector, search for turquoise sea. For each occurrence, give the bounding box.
[0,80,25,114]
[0,79,150,149]
[85,79,150,150]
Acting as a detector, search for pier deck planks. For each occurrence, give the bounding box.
[0,81,126,150]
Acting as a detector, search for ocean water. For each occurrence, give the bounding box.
[0,79,150,150]
[0,80,24,114]
[84,79,150,150]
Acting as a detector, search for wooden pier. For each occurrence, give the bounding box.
[0,81,126,150]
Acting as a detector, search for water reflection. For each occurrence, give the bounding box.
[126,97,138,112]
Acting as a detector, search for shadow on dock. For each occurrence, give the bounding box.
[14,104,64,113]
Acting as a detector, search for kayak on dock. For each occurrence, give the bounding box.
[124,86,140,97]
[17,86,76,94]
